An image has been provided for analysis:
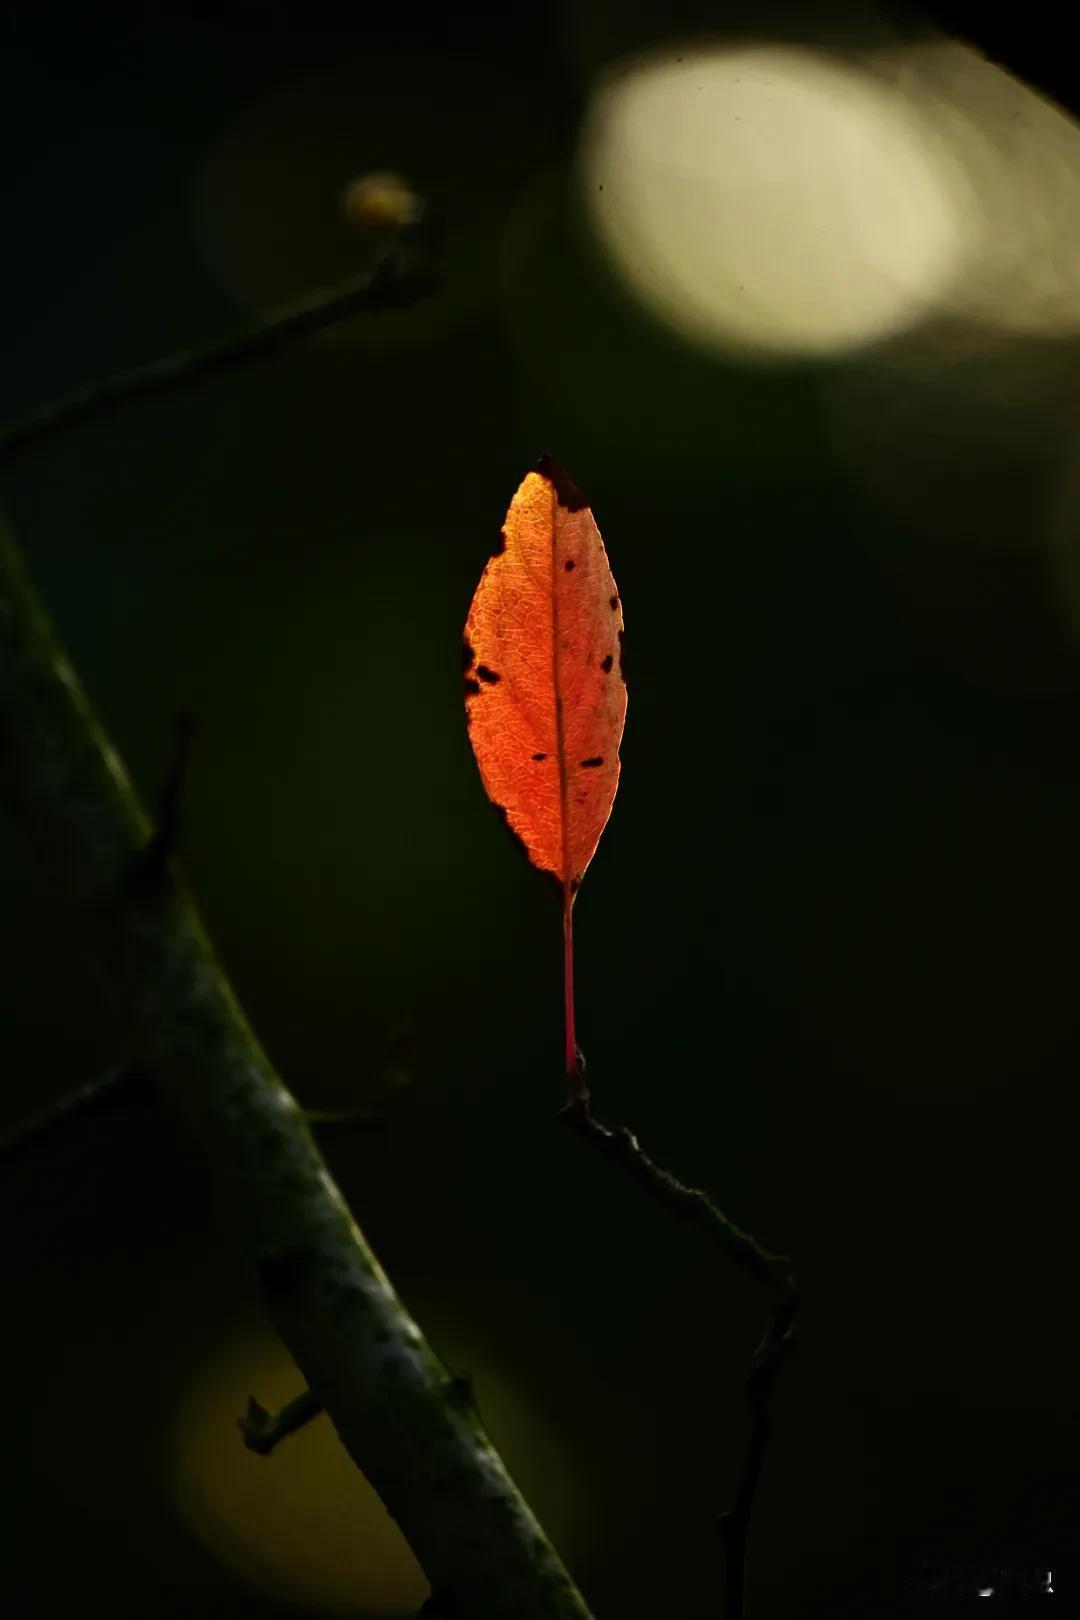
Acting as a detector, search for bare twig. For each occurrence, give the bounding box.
[303,1105,385,1131]
[0,1060,145,1160]
[239,1388,325,1455]
[560,1087,798,1620]
[0,233,438,465]
[2,713,197,1162]
[559,1096,790,1292]
[719,1291,799,1620]
[305,1024,415,1133]
[142,709,198,877]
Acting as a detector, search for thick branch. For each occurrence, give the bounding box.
[0,520,594,1620]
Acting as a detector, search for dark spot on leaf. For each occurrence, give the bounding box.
[564,559,575,571]
[462,638,475,673]
[535,452,588,512]
[463,676,481,697]
[476,664,500,684]
[532,752,547,761]
[580,756,604,768]
[609,594,619,611]
[600,654,614,673]
[492,530,506,557]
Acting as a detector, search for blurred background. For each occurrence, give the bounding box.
[2,0,1080,1613]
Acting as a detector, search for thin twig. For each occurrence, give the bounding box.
[0,1060,144,1160]
[560,1089,798,1620]
[719,1291,799,1620]
[0,234,438,465]
[2,715,197,1162]
[559,1096,790,1292]
[239,1388,325,1455]
[305,1025,415,1133]
[143,709,198,876]
[304,1106,385,1131]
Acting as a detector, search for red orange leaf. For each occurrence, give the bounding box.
[464,455,627,1081]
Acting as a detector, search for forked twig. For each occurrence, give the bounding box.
[561,1082,798,1620]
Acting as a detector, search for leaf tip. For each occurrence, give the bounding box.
[534,452,589,513]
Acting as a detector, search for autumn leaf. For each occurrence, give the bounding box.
[463,455,627,1086]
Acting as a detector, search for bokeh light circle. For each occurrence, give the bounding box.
[580,44,966,359]
[190,52,548,351]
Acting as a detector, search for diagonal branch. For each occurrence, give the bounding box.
[559,1097,792,1293]
[0,234,438,466]
[0,518,594,1620]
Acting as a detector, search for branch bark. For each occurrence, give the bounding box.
[0,517,594,1620]
[0,236,438,465]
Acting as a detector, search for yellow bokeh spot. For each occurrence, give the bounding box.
[171,1322,587,1615]
[172,1328,426,1615]
[341,172,423,234]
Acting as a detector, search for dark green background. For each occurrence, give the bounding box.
[3,2,1079,1614]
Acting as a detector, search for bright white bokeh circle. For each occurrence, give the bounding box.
[580,44,968,358]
